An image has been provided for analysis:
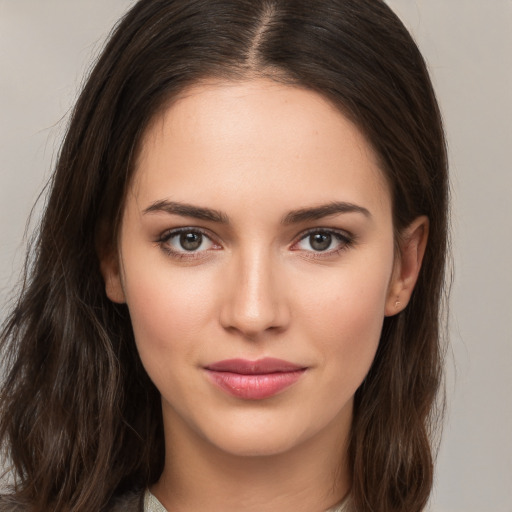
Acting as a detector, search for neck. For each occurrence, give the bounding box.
[152,405,351,512]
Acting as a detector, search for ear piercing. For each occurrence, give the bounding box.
[394,299,402,308]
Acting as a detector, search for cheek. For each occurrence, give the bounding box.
[294,254,393,383]
[120,256,218,380]
[315,291,383,371]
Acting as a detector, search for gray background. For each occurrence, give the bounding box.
[1,1,511,510]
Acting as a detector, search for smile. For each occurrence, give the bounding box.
[204,358,307,400]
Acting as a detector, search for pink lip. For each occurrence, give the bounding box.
[204,358,307,400]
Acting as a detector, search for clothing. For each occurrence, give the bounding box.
[108,490,144,511]
[143,489,351,512]
[145,490,167,512]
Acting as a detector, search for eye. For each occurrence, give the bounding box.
[293,229,353,254]
[159,228,220,256]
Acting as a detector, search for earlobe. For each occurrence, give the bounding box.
[385,216,429,316]
[99,252,126,304]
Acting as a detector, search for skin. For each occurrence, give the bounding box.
[102,78,428,512]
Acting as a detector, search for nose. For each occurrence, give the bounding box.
[219,249,290,339]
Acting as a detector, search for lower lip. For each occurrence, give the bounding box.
[206,370,306,400]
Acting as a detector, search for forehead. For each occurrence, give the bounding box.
[132,79,391,217]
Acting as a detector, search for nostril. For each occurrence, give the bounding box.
[220,299,289,339]
[218,255,290,338]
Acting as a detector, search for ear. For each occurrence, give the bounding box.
[385,216,429,316]
[99,250,126,304]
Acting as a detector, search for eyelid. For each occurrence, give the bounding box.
[157,226,217,243]
[156,226,355,260]
[290,227,355,254]
[157,226,222,258]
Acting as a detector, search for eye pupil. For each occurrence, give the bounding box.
[180,232,202,251]
[310,233,331,251]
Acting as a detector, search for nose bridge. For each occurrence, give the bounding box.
[220,244,288,337]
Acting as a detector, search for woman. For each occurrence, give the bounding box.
[0,0,449,511]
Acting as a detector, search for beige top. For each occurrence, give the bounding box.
[144,489,350,512]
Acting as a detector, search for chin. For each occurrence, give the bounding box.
[186,403,351,460]
[207,432,308,459]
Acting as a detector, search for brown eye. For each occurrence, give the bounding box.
[294,229,353,254]
[309,233,332,251]
[160,228,217,255]
[180,232,203,251]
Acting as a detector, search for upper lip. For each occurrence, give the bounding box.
[205,358,305,375]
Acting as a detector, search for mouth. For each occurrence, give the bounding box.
[204,358,307,400]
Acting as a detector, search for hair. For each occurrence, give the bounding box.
[0,1,449,511]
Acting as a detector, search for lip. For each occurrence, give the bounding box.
[204,358,307,400]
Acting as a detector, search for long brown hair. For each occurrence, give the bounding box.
[0,1,449,510]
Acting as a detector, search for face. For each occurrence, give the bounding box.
[103,78,425,459]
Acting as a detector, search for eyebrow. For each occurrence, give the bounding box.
[143,199,370,224]
[143,200,229,223]
[282,201,371,224]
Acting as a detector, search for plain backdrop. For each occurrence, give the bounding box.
[1,1,511,511]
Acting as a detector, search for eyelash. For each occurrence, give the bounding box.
[157,227,220,260]
[156,227,355,260]
[290,228,355,258]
